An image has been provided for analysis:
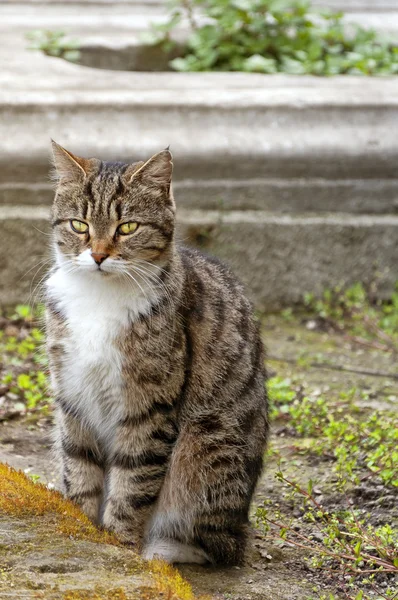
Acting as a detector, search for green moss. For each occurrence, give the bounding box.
[0,464,208,600]
[0,463,119,545]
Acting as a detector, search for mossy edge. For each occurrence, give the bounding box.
[0,463,209,600]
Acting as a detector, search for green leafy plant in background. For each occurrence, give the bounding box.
[151,0,398,75]
[26,30,80,63]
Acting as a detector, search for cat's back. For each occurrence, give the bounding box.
[177,245,265,405]
[178,245,256,328]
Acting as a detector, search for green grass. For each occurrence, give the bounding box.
[260,375,398,598]
[256,283,398,599]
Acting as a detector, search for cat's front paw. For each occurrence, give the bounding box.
[102,504,140,546]
[69,495,101,525]
[142,539,209,564]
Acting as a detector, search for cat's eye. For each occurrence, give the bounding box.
[118,222,139,235]
[70,220,89,234]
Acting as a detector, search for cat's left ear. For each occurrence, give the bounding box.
[51,140,91,185]
[125,149,173,192]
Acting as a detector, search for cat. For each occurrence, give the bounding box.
[45,140,269,566]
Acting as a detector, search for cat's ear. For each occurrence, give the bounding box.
[125,149,173,190]
[51,140,91,184]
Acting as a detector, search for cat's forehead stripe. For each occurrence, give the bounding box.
[84,166,126,221]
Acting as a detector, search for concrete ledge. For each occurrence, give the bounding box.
[1,206,397,308]
[2,5,398,200]
[2,75,398,186]
[2,179,398,214]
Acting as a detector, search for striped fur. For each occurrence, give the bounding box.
[46,142,269,565]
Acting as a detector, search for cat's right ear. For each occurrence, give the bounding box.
[124,149,173,191]
[51,140,90,185]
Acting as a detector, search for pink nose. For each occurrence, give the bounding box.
[91,252,109,265]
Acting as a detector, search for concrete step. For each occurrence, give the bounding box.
[1,205,397,309]
[2,1,398,48]
[2,42,398,211]
[2,179,398,215]
[1,68,398,211]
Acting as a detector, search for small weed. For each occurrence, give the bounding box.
[265,369,397,598]
[11,305,35,322]
[26,30,80,62]
[304,282,398,353]
[256,470,398,599]
[268,376,398,486]
[0,306,51,418]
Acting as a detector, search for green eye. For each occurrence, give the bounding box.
[71,220,89,234]
[118,222,139,235]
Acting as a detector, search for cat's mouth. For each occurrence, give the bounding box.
[90,264,117,276]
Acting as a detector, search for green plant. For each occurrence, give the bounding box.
[304,282,398,353]
[0,306,51,417]
[1,370,51,414]
[0,328,44,361]
[151,0,398,75]
[268,376,398,487]
[26,30,80,62]
[11,305,34,322]
[256,471,398,599]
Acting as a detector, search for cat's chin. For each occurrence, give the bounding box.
[87,268,117,278]
[61,265,117,278]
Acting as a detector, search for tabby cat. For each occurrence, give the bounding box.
[45,141,268,565]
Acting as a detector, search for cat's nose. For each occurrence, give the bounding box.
[91,252,109,265]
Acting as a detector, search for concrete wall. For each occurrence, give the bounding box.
[0,1,397,308]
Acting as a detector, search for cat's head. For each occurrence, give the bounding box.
[50,141,175,278]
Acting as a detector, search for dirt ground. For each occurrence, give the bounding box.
[0,314,397,599]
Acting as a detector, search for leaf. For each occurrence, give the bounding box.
[17,374,31,390]
[63,50,81,63]
[281,57,307,74]
[243,54,277,73]
[354,540,362,557]
[169,57,191,71]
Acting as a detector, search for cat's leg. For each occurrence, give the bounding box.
[102,408,176,547]
[144,410,265,565]
[56,404,105,523]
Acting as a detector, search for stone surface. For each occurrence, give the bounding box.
[0,516,154,599]
[178,210,398,309]
[2,70,398,180]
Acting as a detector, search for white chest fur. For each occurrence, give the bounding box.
[46,269,155,453]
